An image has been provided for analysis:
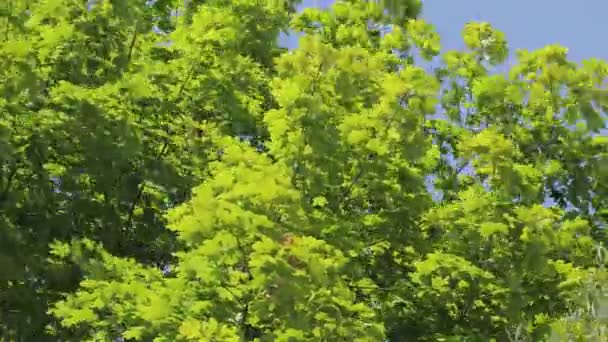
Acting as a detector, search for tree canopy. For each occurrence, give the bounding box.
[0,0,607,341]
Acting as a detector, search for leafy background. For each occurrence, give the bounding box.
[0,0,607,341]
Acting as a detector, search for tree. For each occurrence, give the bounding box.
[0,0,297,339]
[1,0,606,341]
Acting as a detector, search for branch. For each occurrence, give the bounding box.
[124,61,195,229]
[124,141,169,229]
[176,66,195,100]
[0,162,17,205]
[347,283,396,292]
[4,0,11,42]
[338,166,365,209]
[127,26,139,63]
[235,238,257,341]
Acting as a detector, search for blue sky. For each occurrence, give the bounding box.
[285,0,608,63]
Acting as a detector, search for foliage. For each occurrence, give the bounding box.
[0,0,606,341]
